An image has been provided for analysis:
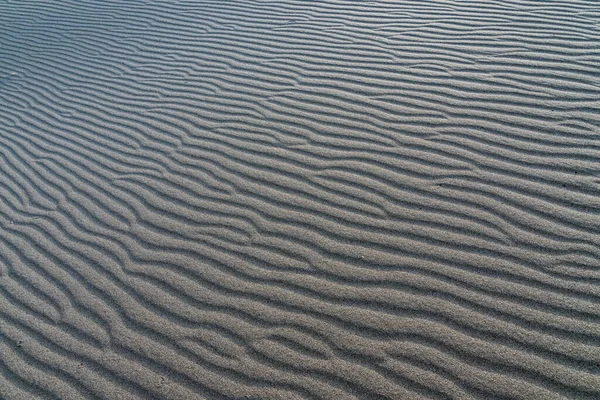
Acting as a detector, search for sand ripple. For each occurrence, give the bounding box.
[0,1,599,399]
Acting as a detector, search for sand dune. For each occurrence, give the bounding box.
[0,0,599,398]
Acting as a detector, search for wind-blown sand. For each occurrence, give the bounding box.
[0,0,599,399]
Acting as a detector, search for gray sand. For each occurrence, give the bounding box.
[0,0,599,399]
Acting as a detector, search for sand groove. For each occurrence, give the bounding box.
[1,0,599,399]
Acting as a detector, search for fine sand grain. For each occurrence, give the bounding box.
[0,0,599,399]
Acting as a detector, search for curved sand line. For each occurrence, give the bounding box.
[0,0,599,399]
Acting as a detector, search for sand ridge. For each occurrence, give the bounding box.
[0,0,599,399]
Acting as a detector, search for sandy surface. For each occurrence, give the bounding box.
[0,0,599,399]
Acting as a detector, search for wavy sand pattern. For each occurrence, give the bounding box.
[1,0,599,399]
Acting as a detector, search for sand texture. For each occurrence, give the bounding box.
[1,0,599,399]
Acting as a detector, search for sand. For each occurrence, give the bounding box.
[0,0,599,399]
